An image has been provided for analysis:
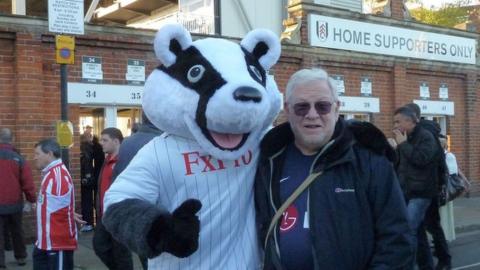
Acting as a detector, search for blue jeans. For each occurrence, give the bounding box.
[407,198,432,269]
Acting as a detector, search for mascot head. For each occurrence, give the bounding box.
[143,24,282,160]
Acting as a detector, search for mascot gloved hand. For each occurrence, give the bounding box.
[147,199,202,258]
[101,23,281,270]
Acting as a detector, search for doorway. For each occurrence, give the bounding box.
[79,106,142,138]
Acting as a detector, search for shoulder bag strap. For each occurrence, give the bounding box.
[264,171,322,249]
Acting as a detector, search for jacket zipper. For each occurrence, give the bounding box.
[268,148,285,261]
[306,140,334,270]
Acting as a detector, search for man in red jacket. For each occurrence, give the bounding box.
[92,127,133,270]
[0,128,36,268]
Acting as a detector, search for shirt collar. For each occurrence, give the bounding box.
[42,159,63,175]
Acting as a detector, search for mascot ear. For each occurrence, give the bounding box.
[154,24,193,67]
[240,29,281,70]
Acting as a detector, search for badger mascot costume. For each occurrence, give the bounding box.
[102,24,282,269]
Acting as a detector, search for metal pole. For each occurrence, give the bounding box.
[60,63,69,169]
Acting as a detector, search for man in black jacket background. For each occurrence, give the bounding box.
[255,68,412,269]
[404,103,451,270]
[393,106,444,270]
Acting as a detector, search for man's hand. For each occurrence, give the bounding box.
[393,129,407,144]
[387,138,397,149]
[74,212,87,225]
[148,199,202,258]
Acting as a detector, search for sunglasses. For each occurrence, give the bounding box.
[292,101,334,117]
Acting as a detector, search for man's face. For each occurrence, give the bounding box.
[285,80,340,154]
[100,134,119,155]
[33,146,53,170]
[393,113,416,134]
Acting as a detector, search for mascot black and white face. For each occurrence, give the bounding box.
[143,24,282,160]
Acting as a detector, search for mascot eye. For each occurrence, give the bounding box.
[187,65,206,83]
[249,65,263,81]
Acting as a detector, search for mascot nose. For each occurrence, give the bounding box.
[233,87,262,103]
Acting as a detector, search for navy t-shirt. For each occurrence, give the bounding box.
[278,143,316,270]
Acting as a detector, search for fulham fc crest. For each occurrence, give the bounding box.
[316,20,328,42]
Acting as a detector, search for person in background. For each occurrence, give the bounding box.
[130,123,140,134]
[393,106,443,269]
[255,68,412,269]
[33,138,77,270]
[110,113,162,270]
[404,103,451,270]
[92,128,133,270]
[0,128,36,268]
[80,130,95,232]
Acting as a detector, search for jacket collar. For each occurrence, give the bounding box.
[0,143,14,151]
[41,159,63,175]
[138,124,162,135]
[261,118,355,168]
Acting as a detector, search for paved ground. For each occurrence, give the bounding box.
[3,196,480,269]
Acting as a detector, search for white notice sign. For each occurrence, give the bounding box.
[332,75,345,95]
[420,82,430,99]
[439,83,449,100]
[126,59,145,85]
[48,0,84,35]
[360,77,372,96]
[82,56,103,83]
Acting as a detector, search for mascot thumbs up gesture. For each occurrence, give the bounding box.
[102,24,281,269]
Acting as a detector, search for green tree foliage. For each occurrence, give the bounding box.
[408,0,471,28]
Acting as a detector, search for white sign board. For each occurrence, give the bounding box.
[126,59,145,84]
[339,96,380,113]
[309,14,476,64]
[420,82,430,99]
[439,83,449,100]
[413,100,454,116]
[332,75,345,95]
[360,77,372,96]
[68,83,143,105]
[48,0,84,35]
[82,56,103,83]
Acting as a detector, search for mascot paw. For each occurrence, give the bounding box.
[148,199,202,258]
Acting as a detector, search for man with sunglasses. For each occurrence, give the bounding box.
[255,68,412,269]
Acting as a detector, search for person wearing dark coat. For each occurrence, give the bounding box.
[0,128,36,268]
[255,68,412,270]
[404,103,451,270]
[393,106,444,270]
[80,134,95,232]
[110,113,162,270]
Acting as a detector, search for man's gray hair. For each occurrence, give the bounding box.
[35,138,61,158]
[285,68,338,102]
[0,128,12,143]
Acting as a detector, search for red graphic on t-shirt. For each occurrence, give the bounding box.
[280,205,298,232]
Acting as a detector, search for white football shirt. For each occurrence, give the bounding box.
[105,133,260,270]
